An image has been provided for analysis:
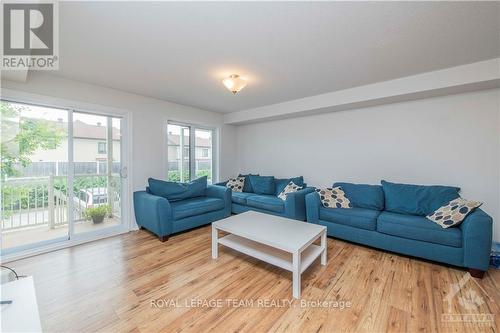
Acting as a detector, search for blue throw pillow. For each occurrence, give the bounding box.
[148,176,207,202]
[275,176,304,195]
[333,182,384,211]
[239,173,259,193]
[381,180,460,216]
[248,175,275,195]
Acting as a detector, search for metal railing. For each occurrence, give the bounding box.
[1,174,121,231]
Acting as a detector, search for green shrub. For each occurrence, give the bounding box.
[84,205,111,221]
[167,170,211,182]
[196,170,210,179]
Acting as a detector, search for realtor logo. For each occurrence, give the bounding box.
[1,1,58,69]
[441,273,494,326]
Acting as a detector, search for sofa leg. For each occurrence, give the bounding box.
[159,235,169,242]
[468,268,486,278]
[139,226,145,230]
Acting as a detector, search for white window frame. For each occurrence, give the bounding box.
[166,121,217,183]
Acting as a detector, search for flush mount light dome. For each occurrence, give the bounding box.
[222,74,247,94]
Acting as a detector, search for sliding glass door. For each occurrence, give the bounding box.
[1,101,70,251]
[1,100,128,256]
[71,112,124,235]
[167,122,215,183]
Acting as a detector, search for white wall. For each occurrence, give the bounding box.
[1,72,237,226]
[219,124,238,179]
[236,89,500,242]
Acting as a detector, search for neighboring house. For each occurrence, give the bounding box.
[167,132,212,171]
[19,119,121,177]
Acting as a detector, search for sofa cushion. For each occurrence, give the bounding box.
[316,187,352,208]
[333,182,384,211]
[246,195,284,213]
[275,176,304,195]
[248,175,275,195]
[148,176,207,202]
[381,180,460,216]
[319,207,379,231]
[427,198,482,228]
[238,174,259,193]
[278,181,303,201]
[171,197,225,220]
[226,177,245,192]
[231,192,256,205]
[377,211,462,247]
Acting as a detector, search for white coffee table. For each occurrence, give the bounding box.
[212,211,327,298]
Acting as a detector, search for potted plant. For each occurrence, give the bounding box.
[84,205,110,224]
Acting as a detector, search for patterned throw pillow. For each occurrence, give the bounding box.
[278,181,303,201]
[226,177,245,192]
[426,198,482,228]
[316,187,352,208]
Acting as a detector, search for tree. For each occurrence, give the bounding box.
[1,101,64,179]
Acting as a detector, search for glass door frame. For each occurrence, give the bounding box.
[69,109,129,241]
[0,99,71,256]
[0,92,131,262]
[166,120,218,183]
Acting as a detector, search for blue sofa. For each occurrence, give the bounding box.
[306,181,493,277]
[216,175,315,221]
[134,177,231,241]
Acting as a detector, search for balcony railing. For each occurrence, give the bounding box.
[1,174,121,231]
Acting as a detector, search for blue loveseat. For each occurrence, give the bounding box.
[306,181,493,277]
[216,175,315,221]
[134,176,231,241]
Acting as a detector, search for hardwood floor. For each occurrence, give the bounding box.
[7,226,500,333]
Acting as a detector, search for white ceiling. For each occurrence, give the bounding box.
[53,1,500,113]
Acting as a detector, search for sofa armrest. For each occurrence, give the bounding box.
[206,185,231,217]
[214,181,228,186]
[460,209,492,271]
[284,187,315,221]
[133,191,173,236]
[206,184,230,199]
[305,191,321,223]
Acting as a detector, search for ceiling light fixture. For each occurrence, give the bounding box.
[222,74,247,94]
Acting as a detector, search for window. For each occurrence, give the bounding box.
[167,122,215,183]
[167,124,190,182]
[98,142,107,154]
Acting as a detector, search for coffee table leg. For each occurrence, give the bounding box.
[212,224,218,259]
[292,251,301,299]
[321,231,327,265]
